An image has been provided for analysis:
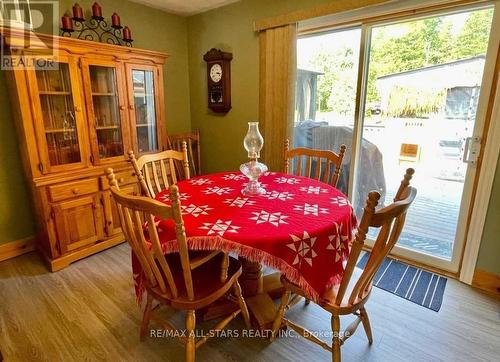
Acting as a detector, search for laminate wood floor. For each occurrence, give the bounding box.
[1,244,499,362]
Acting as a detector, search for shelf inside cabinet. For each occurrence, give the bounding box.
[92,92,116,96]
[45,128,76,133]
[96,125,120,130]
[136,123,153,128]
[39,91,72,96]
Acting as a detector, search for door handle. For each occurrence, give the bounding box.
[462,136,481,165]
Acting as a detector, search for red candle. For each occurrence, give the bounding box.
[111,13,121,27]
[61,13,73,30]
[123,26,132,40]
[72,3,83,19]
[92,2,102,18]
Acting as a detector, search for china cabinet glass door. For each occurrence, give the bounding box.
[29,57,87,172]
[126,64,162,154]
[82,60,129,163]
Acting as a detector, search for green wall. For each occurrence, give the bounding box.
[187,0,332,173]
[476,159,500,275]
[0,70,35,242]
[0,0,191,244]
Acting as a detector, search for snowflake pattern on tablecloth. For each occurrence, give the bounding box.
[223,197,256,208]
[203,186,233,195]
[158,193,190,202]
[199,219,240,236]
[140,171,356,304]
[330,196,349,207]
[221,173,246,181]
[299,186,329,195]
[274,176,300,185]
[189,178,213,186]
[293,203,329,216]
[155,219,162,230]
[263,191,294,201]
[326,223,349,262]
[181,204,213,218]
[287,231,317,267]
[143,219,164,233]
[249,210,289,227]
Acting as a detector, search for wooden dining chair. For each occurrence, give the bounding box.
[128,141,190,198]
[105,168,250,362]
[271,168,417,362]
[170,130,201,176]
[284,139,347,188]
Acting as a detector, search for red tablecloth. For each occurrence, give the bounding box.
[133,172,357,302]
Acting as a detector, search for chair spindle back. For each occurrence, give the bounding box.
[334,168,417,306]
[170,130,201,176]
[129,141,190,198]
[106,168,194,300]
[284,139,346,187]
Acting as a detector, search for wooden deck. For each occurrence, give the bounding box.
[384,187,458,258]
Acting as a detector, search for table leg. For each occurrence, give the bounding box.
[239,257,285,331]
[201,258,285,332]
[238,257,263,296]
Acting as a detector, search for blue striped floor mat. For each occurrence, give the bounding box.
[357,253,447,312]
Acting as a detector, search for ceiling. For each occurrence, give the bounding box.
[128,0,241,16]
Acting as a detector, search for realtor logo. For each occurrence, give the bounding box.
[1,1,59,70]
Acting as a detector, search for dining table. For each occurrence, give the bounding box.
[133,171,357,329]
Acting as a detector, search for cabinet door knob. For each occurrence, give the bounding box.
[118,178,125,183]
[119,105,125,111]
[128,105,135,110]
[72,188,79,194]
[75,106,82,112]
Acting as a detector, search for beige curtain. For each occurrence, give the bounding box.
[259,23,297,172]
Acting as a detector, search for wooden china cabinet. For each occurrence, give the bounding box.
[2,28,168,271]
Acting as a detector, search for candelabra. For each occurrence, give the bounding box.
[60,3,133,47]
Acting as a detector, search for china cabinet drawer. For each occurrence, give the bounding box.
[48,179,99,202]
[99,170,137,190]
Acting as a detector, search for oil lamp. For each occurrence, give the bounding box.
[240,121,268,196]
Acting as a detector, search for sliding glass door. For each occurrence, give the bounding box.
[296,27,361,195]
[296,5,497,272]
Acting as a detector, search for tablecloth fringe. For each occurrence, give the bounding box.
[159,235,321,303]
[133,229,354,306]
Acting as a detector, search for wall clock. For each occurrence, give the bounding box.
[203,48,232,113]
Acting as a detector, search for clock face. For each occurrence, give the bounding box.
[210,63,222,83]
